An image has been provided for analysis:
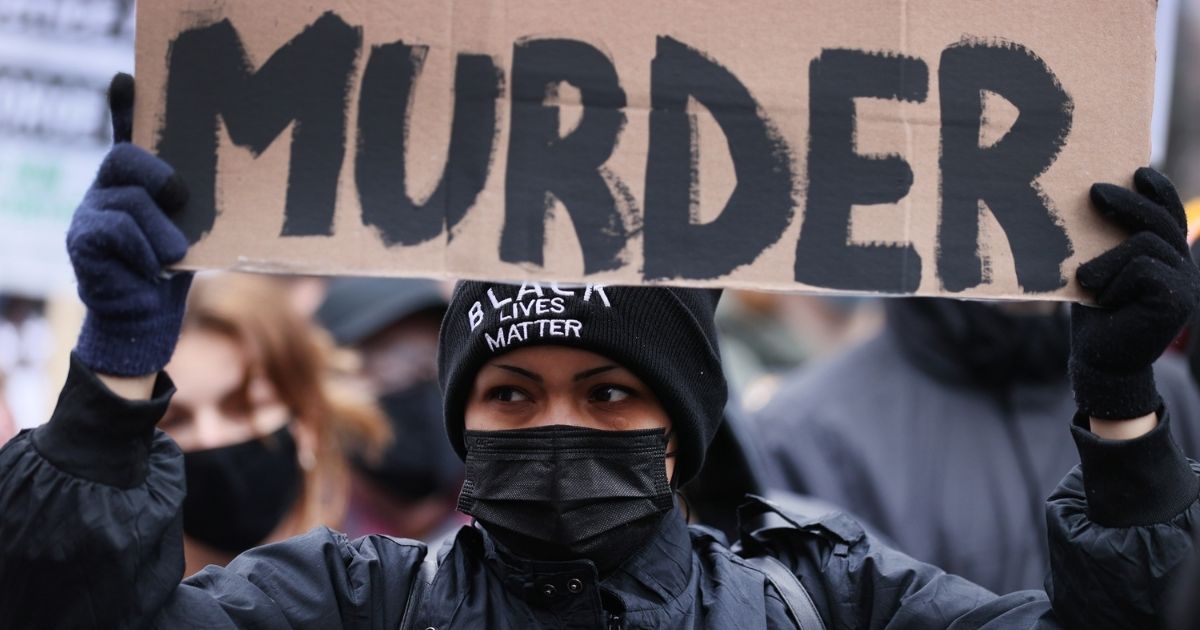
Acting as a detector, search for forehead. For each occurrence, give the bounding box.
[167,329,247,404]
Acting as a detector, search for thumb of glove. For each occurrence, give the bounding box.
[108,72,134,144]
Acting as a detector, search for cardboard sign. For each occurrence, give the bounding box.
[133,1,1156,300]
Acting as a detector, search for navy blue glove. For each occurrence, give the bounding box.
[68,73,193,376]
[1070,167,1200,420]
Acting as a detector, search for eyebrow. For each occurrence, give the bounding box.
[495,364,542,382]
[573,365,617,381]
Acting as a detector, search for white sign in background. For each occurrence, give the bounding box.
[0,1,134,431]
[0,0,133,298]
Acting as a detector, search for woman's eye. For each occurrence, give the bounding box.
[159,411,183,429]
[591,385,632,403]
[218,395,254,419]
[159,407,194,432]
[491,387,530,403]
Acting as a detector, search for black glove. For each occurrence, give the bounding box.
[1187,242,1200,387]
[67,73,192,376]
[1070,167,1200,420]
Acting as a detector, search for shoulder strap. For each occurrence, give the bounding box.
[736,496,830,630]
[744,554,827,630]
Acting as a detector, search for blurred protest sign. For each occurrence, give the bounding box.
[134,0,1156,300]
[0,0,134,298]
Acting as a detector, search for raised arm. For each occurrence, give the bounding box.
[0,71,195,629]
[756,168,1199,629]
[1047,166,1200,627]
[0,74,425,629]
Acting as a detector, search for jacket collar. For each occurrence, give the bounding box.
[601,507,694,606]
[474,507,694,610]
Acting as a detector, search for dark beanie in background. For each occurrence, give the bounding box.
[317,277,447,346]
[439,281,726,485]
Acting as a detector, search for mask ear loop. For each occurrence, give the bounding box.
[663,427,679,489]
[662,427,692,521]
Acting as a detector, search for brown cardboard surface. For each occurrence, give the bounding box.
[133,0,1157,300]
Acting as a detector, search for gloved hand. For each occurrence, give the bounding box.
[68,73,193,376]
[1070,167,1200,420]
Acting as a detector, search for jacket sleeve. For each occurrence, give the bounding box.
[0,355,427,630]
[1045,410,1199,628]
[758,410,1198,629]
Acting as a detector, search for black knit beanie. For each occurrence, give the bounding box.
[438,281,726,485]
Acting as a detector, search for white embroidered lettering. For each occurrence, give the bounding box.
[583,284,611,307]
[487,288,512,309]
[469,301,484,330]
[517,281,544,300]
[485,329,505,351]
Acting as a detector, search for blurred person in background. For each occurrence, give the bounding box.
[0,371,14,446]
[753,297,1200,593]
[316,277,466,540]
[1171,538,1200,629]
[1186,239,1200,386]
[716,291,880,411]
[163,273,388,575]
[1174,591,1199,629]
[0,295,51,432]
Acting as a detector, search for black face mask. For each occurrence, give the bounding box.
[458,425,675,574]
[355,382,463,501]
[182,425,301,554]
[887,299,1070,386]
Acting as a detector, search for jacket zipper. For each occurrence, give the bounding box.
[607,613,623,630]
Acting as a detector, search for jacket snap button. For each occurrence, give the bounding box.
[542,584,557,598]
[567,578,583,593]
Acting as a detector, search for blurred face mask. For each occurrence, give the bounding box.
[182,425,301,554]
[356,381,462,501]
[887,299,1069,385]
[457,425,675,574]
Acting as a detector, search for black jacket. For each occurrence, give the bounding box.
[1,356,1197,629]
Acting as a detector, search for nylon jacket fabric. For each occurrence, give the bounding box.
[752,310,1200,593]
[1,355,1197,629]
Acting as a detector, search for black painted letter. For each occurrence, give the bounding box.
[794,49,928,292]
[157,12,360,241]
[643,36,796,280]
[501,39,628,273]
[356,44,501,246]
[937,40,1073,293]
